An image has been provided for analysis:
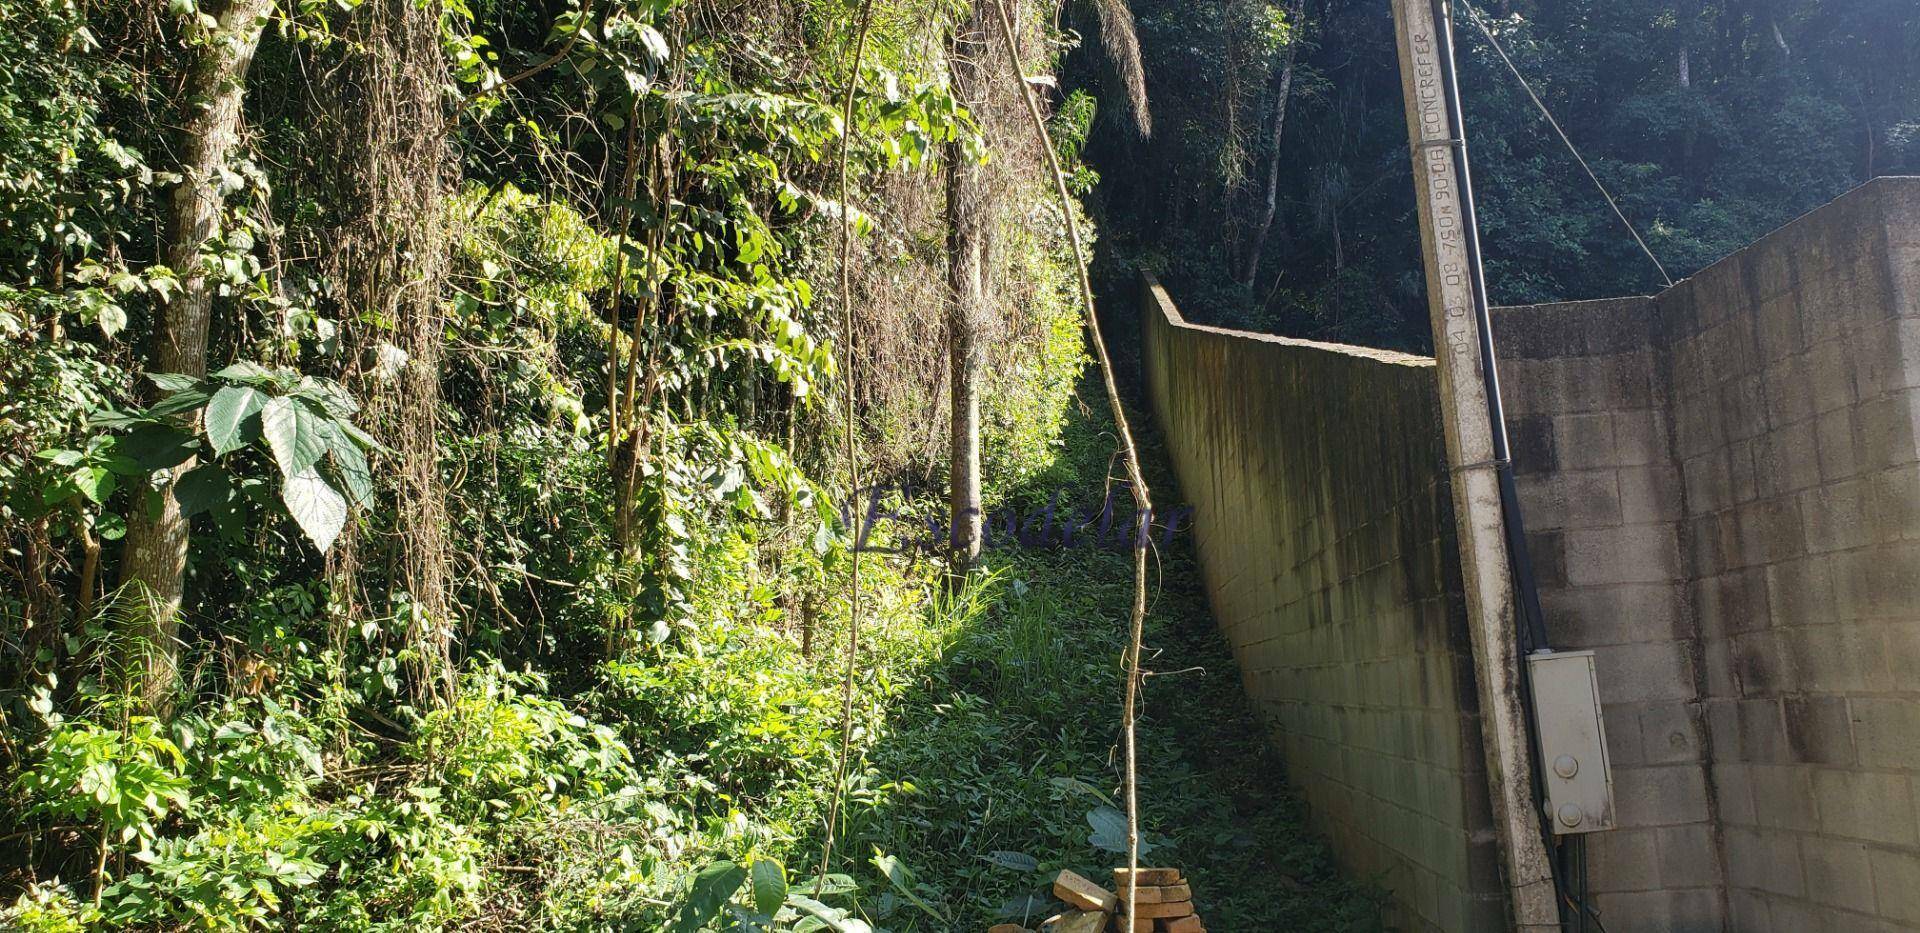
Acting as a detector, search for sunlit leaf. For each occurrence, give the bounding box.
[205,385,267,456]
[280,466,347,552]
[71,465,114,504]
[96,302,128,338]
[261,396,328,479]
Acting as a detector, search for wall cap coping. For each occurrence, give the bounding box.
[1143,273,1435,369]
[1147,176,1920,365]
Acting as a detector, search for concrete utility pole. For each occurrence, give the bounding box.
[1386,0,1560,929]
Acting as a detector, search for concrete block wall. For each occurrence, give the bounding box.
[1496,176,1920,932]
[1141,280,1509,932]
[1493,296,1724,932]
[1662,177,1920,932]
[1142,177,1920,931]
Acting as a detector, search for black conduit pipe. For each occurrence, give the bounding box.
[1425,2,1595,930]
[1425,0,1551,656]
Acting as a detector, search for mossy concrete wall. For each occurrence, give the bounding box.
[1142,177,1920,932]
[1500,176,1920,932]
[1141,280,1508,933]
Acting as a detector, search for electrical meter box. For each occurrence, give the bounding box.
[1527,649,1615,834]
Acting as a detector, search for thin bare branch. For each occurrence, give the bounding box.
[454,0,596,117]
[990,0,1155,923]
[814,0,882,894]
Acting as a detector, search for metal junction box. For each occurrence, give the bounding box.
[1527,649,1615,834]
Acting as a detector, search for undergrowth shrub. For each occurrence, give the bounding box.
[411,665,638,823]
[5,662,658,931]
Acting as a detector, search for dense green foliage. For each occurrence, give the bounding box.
[0,0,1167,928]
[1075,0,1920,347]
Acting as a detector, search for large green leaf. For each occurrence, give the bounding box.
[37,449,83,467]
[204,386,267,457]
[146,388,212,418]
[1086,804,1154,855]
[145,372,202,393]
[86,408,145,431]
[261,396,328,479]
[115,424,199,472]
[337,419,389,455]
[981,850,1039,873]
[280,466,347,552]
[96,302,127,338]
[292,376,358,417]
[673,861,746,933]
[327,424,374,509]
[211,361,277,386]
[71,466,115,505]
[749,858,787,917]
[174,464,235,519]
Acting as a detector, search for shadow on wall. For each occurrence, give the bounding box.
[1141,177,1920,933]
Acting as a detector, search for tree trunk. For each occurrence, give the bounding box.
[1677,0,1699,193]
[1676,0,1696,88]
[324,0,457,703]
[615,135,674,574]
[1240,1,1302,290]
[371,0,456,703]
[22,520,58,665]
[76,523,99,624]
[118,0,272,709]
[946,2,993,570]
[605,99,647,572]
[1330,203,1343,271]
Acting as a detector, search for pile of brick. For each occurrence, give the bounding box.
[988,868,1206,933]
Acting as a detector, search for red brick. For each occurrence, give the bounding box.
[1127,900,1194,920]
[1112,867,1182,886]
[1051,870,1117,913]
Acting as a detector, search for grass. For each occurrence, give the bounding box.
[823,388,1387,930]
[462,380,1384,932]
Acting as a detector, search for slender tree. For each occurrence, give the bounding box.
[118,0,273,708]
[339,0,458,703]
[946,1,993,569]
[947,0,1150,570]
[1240,0,1304,288]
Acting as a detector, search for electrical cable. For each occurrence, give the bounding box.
[1457,0,1675,290]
